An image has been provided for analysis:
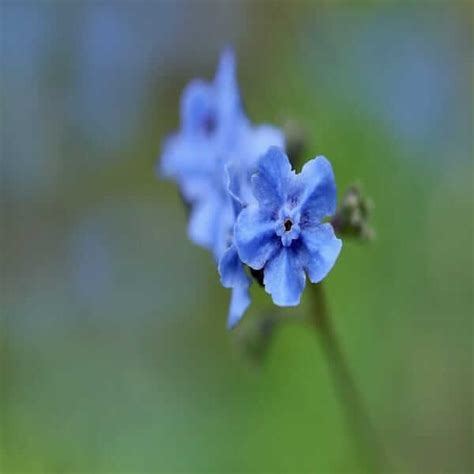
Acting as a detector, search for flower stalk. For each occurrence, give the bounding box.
[310,283,385,472]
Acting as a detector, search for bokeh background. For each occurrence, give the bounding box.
[1,1,472,473]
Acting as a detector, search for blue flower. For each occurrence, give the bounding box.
[160,49,284,261]
[161,49,241,204]
[234,147,342,306]
[160,48,284,328]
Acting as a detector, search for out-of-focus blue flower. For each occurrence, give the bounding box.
[160,49,285,327]
[234,147,342,306]
[160,49,284,261]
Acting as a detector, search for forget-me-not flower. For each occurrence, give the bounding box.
[160,49,284,261]
[234,146,342,306]
[160,49,284,327]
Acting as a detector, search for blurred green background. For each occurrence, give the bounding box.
[1,1,472,473]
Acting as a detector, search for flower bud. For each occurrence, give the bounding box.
[332,184,374,241]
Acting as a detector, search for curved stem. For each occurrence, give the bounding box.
[310,283,386,472]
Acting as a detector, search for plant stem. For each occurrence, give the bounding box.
[310,283,386,472]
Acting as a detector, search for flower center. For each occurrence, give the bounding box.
[276,214,301,248]
[202,113,217,135]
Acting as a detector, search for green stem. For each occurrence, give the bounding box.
[310,283,386,472]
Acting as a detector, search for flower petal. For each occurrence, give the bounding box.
[228,284,251,329]
[224,124,285,208]
[225,163,244,216]
[218,245,248,289]
[160,134,217,202]
[214,48,237,93]
[296,156,337,225]
[301,223,342,283]
[188,194,234,260]
[251,146,292,212]
[180,80,217,136]
[248,125,285,162]
[214,48,244,133]
[235,206,279,270]
[263,247,306,306]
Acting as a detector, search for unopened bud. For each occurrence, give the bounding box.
[331,184,374,242]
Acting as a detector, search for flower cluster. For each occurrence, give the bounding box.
[160,49,342,328]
